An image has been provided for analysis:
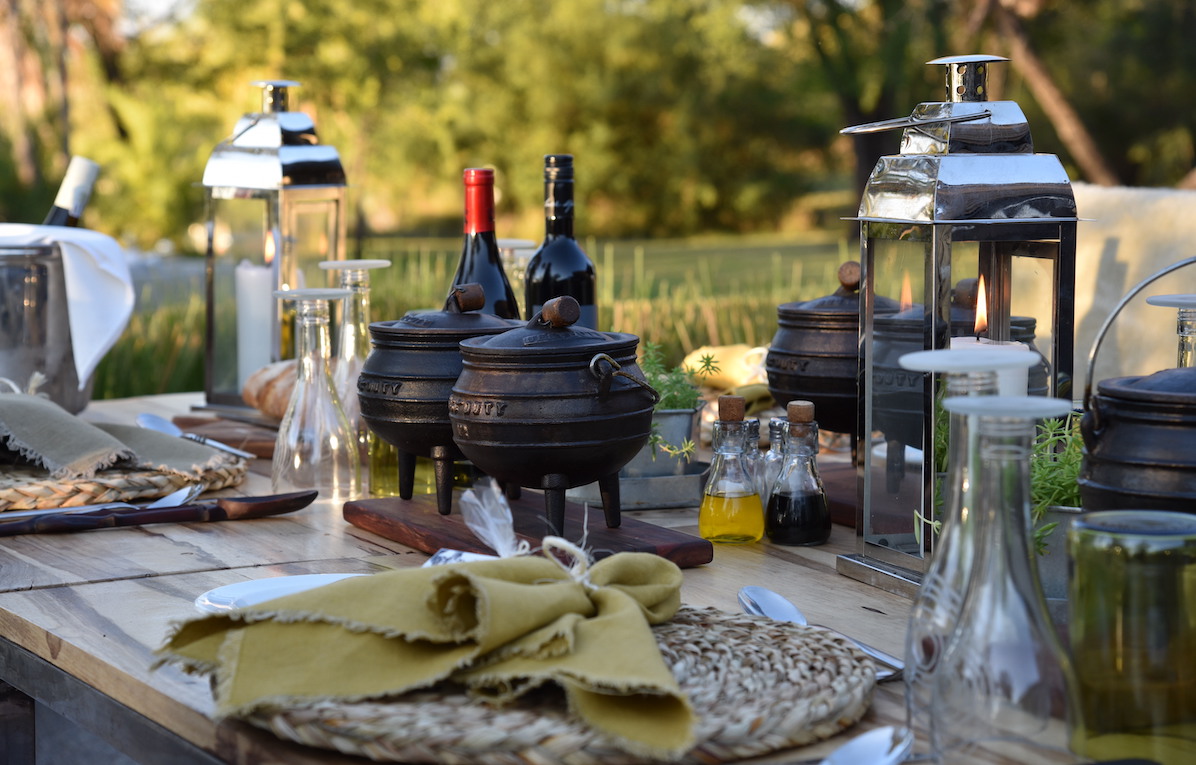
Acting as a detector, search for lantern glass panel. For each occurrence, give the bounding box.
[281,191,343,293]
[862,232,932,562]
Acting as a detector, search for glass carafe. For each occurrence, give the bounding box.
[320,259,395,495]
[765,401,829,546]
[272,288,362,503]
[1146,295,1196,368]
[899,347,1043,755]
[930,394,1080,763]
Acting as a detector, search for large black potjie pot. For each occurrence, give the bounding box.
[449,296,658,535]
[766,261,899,436]
[358,284,517,514]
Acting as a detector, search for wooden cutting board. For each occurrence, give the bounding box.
[344,491,714,568]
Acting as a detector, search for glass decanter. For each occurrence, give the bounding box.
[320,259,395,495]
[699,395,764,544]
[930,394,1080,763]
[1146,294,1196,368]
[765,400,829,546]
[272,288,362,503]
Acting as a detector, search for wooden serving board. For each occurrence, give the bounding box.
[344,491,714,568]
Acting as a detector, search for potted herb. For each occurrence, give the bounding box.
[622,342,718,478]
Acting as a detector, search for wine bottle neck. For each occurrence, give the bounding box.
[544,178,574,238]
[463,174,496,235]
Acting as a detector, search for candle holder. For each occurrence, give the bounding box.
[837,55,1078,596]
[201,79,348,410]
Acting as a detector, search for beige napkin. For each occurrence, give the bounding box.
[158,552,697,760]
[0,393,233,479]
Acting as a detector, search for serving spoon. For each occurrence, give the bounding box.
[737,585,904,682]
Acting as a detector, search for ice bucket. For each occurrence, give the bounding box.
[0,244,93,413]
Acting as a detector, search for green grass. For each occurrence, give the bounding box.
[94,232,852,399]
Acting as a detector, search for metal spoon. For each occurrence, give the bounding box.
[818,725,913,765]
[136,413,255,460]
[738,585,905,682]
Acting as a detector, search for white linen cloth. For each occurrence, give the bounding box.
[0,223,134,388]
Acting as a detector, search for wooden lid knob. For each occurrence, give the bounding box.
[787,400,815,423]
[718,395,745,422]
[542,295,581,328]
[837,261,861,292]
[449,283,486,313]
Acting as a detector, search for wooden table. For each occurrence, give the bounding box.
[0,392,916,764]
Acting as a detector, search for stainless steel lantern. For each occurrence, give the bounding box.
[202,79,348,409]
[837,55,1078,596]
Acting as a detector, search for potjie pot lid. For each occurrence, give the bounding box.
[459,296,637,355]
[1096,367,1196,405]
[371,283,516,337]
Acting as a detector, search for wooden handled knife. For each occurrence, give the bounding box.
[0,491,318,536]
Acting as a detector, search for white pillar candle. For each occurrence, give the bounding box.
[948,336,1032,395]
[235,259,274,391]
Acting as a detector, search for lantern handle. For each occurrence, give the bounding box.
[1083,255,1196,412]
[839,110,991,136]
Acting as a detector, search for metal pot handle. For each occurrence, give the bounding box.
[1083,255,1196,417]
[589,353,661,404]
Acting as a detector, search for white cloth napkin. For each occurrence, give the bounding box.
[0,223,134,388]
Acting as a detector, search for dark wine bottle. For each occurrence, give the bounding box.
[451,168,520,319]
[42,156,100,227]
[524,154,597,328]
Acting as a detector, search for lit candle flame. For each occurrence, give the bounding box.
[899,271,913,312]
[974,274,988,337]
[264,231,277,265]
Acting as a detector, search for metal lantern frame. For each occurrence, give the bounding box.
[202,79,348,409]
[836,55,1078,597]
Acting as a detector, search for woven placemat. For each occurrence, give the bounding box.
[245,606,876,764]
[0,463,247,510]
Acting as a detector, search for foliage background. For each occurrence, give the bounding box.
[4,0,1196,251]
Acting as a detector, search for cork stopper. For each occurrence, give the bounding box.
[787,400,815,424]
[837,261,861,292]
[718,395,745,422]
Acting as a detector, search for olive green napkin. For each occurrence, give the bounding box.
[0,393,233,478]
[158,552,696,760]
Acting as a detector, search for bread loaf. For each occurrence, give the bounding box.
[242,360,297,420]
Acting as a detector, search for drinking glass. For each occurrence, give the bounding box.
[1069,510,1196,765]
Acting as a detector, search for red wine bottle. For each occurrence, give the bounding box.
[43,156,100,227]
[524,155,597,328]
[451,168,519,319]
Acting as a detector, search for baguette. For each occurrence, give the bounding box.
[242,360,297,420]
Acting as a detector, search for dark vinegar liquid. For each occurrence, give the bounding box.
[766,491,831,546]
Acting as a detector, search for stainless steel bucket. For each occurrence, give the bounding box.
[0,244,93,413]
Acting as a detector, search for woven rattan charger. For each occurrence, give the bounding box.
[247,606,876,764]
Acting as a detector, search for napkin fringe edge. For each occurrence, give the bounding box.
[0,419,130,479]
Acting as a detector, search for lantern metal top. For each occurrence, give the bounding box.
[202,80,346,191]
[845,54,1077,225]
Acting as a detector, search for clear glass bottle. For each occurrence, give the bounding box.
[1146,294,1196,369]
[765,400,830,546]
[759,415,787,509]
[699,395,764,544]
[272,288,362,503]
[745,415,763,496]
[930,394,1080,763]
[319,259,395,495]
[898,347,1040,756]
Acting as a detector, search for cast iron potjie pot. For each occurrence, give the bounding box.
[766,261,900,436]
[1079,367,1196,513]
[358,284,517,514]
[449,296,659,536]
